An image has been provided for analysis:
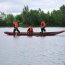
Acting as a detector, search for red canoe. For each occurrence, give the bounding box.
[4,30,65,36]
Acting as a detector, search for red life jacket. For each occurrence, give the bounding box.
[41,21,46,27]
[13,21,19,28]
[29,26,33,32]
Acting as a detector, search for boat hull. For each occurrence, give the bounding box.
[4,30,65,36]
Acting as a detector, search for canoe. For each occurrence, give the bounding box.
[4,30,65,36]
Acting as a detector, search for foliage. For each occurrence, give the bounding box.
[0,5,65,27]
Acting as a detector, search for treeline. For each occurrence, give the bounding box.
[0,5,65,27]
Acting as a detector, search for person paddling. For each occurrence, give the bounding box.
[41,21,46,32]
[13,21,20,36]
[27,26,33,33]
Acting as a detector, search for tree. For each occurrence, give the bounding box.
[5,14,14,26]
[22,6,30,26]
[60,5,65,26]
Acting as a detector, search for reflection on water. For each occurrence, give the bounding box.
[0,27,65,65]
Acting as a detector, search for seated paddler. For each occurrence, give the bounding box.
[27,26,33,33]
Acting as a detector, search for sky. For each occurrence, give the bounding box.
[0,0,65,15]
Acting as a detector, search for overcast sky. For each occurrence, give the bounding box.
[0,0,65,15]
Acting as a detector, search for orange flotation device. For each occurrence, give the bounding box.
[13,21,19,28]
[41,21,46,27]
[28,26,33,32]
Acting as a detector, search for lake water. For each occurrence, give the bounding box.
[0,27,65,65]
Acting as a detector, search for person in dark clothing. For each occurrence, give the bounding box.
[41,21,46,32]
[13,21,20,36]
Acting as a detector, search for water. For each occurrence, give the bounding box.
[0,27,65,65]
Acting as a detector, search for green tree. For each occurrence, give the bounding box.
[5,14,14,26]
[22,6,30,26]
[60,5,65,26]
